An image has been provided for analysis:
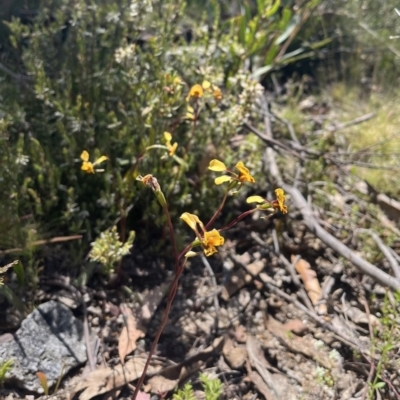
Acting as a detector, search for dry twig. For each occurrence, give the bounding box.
[284,185,400,291]
[358,229,400,280]
[200,254,220,336]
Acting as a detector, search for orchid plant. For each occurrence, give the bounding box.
[80,79,288,400]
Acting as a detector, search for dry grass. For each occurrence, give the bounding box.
[331,83,400,196]
[279,82,400,197]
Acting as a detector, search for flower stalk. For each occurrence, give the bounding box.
[129,161,287,399]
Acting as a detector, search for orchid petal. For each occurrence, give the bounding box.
[80,150,89,162]
[214,175,232,185]
[246,195,265,204]
[180,212,204,231]
[208,159,227,172]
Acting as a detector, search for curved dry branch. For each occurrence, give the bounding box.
[256,96,400,291]
[283,184,400,291]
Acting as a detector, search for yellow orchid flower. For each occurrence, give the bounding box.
[235,162,255,183]
[186,80,222,103]
[208,159,255,186]
[212,86,222,101]
[186,84,204,101]
[163,131,178,156]
[246,188,288,214]
[80,150,108,174]
[202,229,224,257]
[274,188,288,214]
[180,212,224,257]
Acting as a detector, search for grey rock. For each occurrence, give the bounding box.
[0,300,87,393]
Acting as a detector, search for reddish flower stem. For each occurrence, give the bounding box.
[131,201,184,399]
[131,258,186,399]
[219,209,256,232]
[131,190,275,399]
[205,190,229,230]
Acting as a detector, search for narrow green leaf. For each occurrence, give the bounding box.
[172,155,189,169]
[238,16,246,43]
[256,0,264,13]
[0,285,26,314]
[276,15,301,45]
[246,19,258,48]
[265,0,281,18]
[252,64,274,79]
[308,37,333,50]
[13,261,25,286]
[244,3,252,22]
[264,44,279,65]
[279,47,306,61]
[279,8,292,28]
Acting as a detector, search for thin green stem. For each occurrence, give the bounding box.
[163,204,179,270]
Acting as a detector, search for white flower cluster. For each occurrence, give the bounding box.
[114,44,136,64]
[129,0,153,18]
[15,154,30,166]
[228,72,264,125]
[89,226,135,273]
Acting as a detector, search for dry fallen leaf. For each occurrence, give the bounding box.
[292,255,327,315]
[246,335,298,400]
[140,281,171,325]
[224,345,247,369]
[0,261,18,275]
[148,375,179,394]
[118,281,170,364]
[248,371,277,400]
[246,260,264,276]
[223,336,247,369]
[282,319,309,335]
[118,304,145,364]
[233,325,248,343]
[36,372,49,395]
[266,316,332,369]
[340,301,381,328]
[70,356,160,400]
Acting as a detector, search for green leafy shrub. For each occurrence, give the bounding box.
[0,0,321,257]
[1,0,253,243]
[200,372,223,400]
[173,373,223,400]
[89,226,135,273]
[173,382,196,400]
